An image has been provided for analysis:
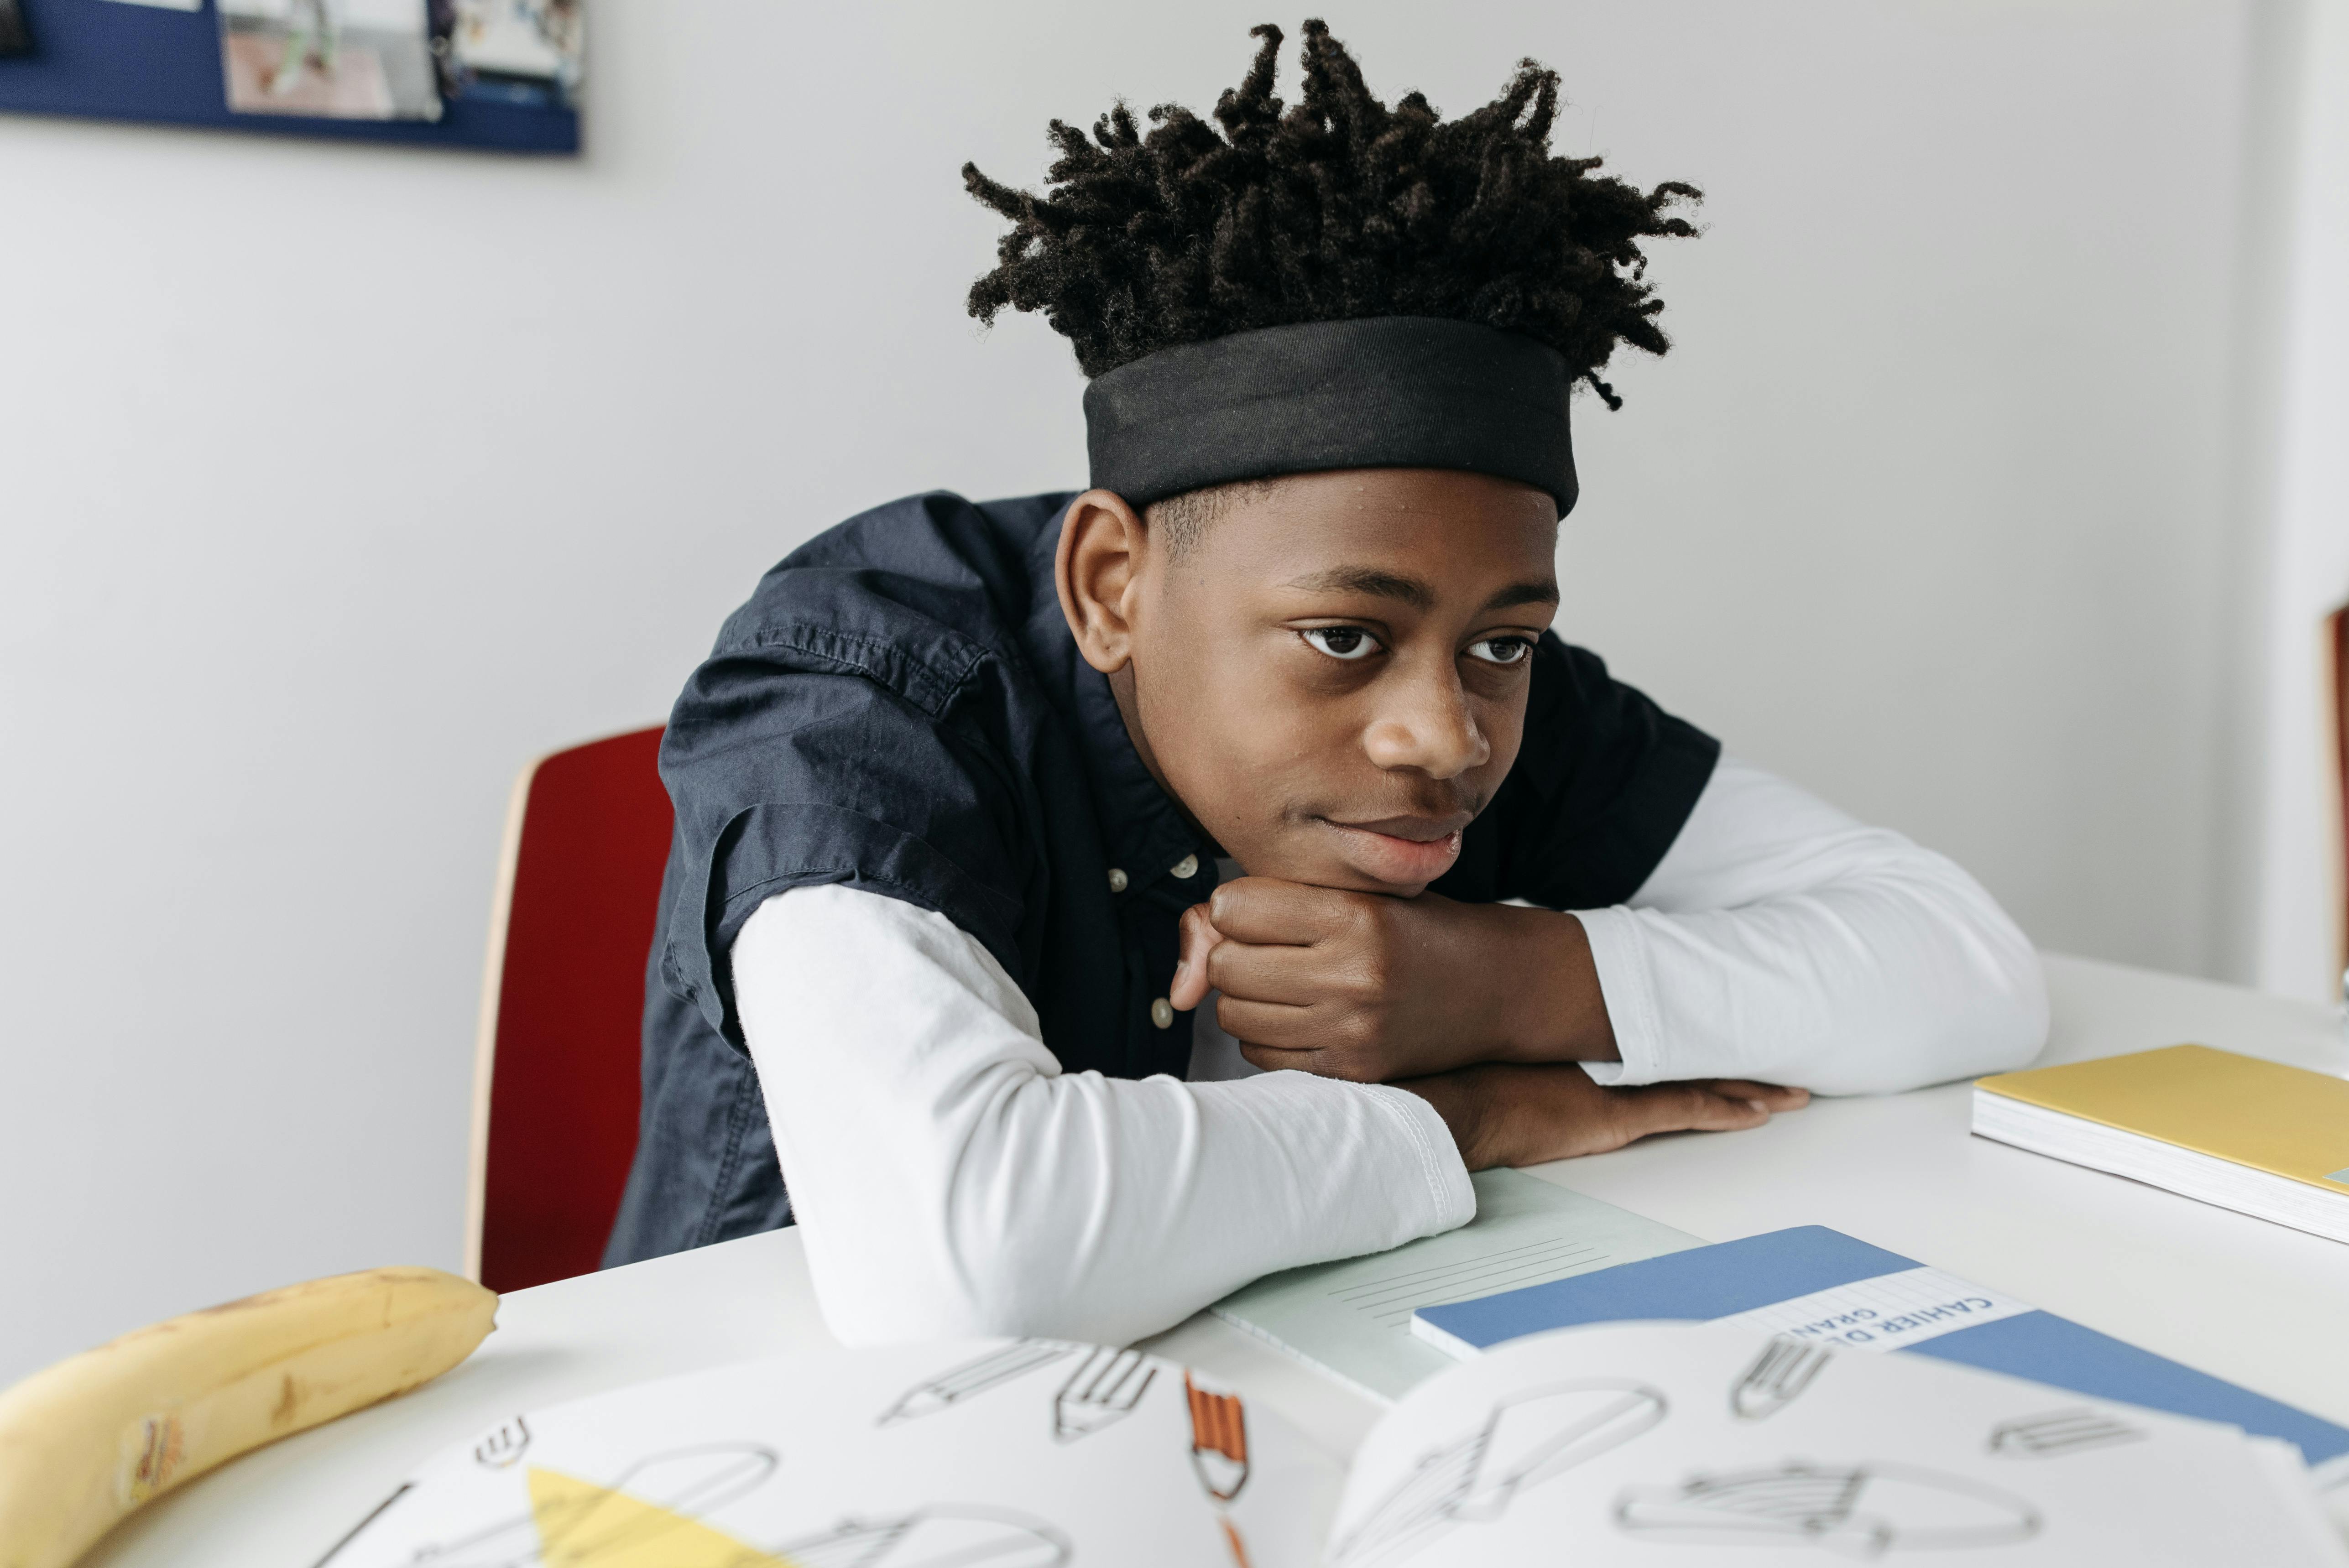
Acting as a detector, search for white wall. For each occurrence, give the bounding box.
[1543,0,2256,982]
[0,0,2292,1382]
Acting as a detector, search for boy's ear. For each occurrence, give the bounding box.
[1055,488,1151,675]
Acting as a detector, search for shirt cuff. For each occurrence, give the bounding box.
[1355,1082,1477,1231]
[1573,906,1667,1087]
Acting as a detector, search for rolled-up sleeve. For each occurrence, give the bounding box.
[1576,757,2047,1095]
[734,883,1475,1347]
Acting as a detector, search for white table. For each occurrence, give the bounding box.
[84,953,2349,1566]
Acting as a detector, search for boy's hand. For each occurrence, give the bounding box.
[1169,875,1617,1082]
[1399,1063,1811,1169]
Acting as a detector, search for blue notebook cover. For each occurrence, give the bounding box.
[1412,1225,2349,1468]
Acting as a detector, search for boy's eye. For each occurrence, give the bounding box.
[1466,636,1534,667]
[1300,626,1379,662]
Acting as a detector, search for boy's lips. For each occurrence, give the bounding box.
[1318,813,1470,886]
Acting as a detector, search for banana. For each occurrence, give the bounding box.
[0,1266,497,1568]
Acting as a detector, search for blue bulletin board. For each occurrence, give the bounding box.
[0,0,578,153]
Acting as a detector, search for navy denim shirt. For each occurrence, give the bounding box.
[602,490,1718,1266]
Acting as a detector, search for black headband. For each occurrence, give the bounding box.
[1082,316,1578,516]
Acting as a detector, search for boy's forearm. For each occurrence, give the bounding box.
[1392,1063,1503,1168]
[739,884,1477,1344]
[1396,1059,1806,1170]
[1483,906,1620,1067]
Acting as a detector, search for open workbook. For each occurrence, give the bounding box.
[318,1318,2344,1567]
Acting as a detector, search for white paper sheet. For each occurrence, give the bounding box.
[318,1339,1342,1568]
[1327,1320,2349,1567]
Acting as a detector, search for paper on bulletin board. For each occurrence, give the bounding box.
[0,0,578,152]
[217,0,440,121]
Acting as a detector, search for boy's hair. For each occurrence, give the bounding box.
[961,19,1699,411]
[1144,476,1275,562]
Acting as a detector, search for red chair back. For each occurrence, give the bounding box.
[467,725,671,1293]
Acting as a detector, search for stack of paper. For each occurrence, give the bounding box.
[1334,1320,2346,1566]
[1408,1224,2349,1477]
[315,1323,2349,1567]
[1972,1044,2349,1243]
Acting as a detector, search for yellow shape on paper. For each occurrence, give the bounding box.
[528,1465,793,1568]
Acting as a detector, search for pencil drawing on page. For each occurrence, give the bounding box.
[392,1442,778,1567]
[1988,1409,2147,1459]
[1614,1460,2041,1554]
[1330,1381,1666,1565]
[1052,1346,1158,1443]
[879,1341,1077,1426]
[1731,1338,1833,1422]
[1185,1373,1251,1501]
[472,1417,532,1470]
[346,1447,1070,1568]
[773,1505,1071,1568]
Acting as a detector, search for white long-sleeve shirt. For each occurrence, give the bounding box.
[731,756,2046,1346]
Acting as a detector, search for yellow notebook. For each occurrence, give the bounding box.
[1973,1044,2349,1244]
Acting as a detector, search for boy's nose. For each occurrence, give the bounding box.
[1362,672,1489,779]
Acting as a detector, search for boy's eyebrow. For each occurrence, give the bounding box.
[1483,578,1561,612]
[1281,567,1560,614]
[1282,566,1437,609]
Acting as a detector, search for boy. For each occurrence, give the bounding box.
[603,22,2045,1344]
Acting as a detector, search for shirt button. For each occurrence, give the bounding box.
[1108,868,1128,893]
[1170,853,1200,880]
[1150,998,1174,1029]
